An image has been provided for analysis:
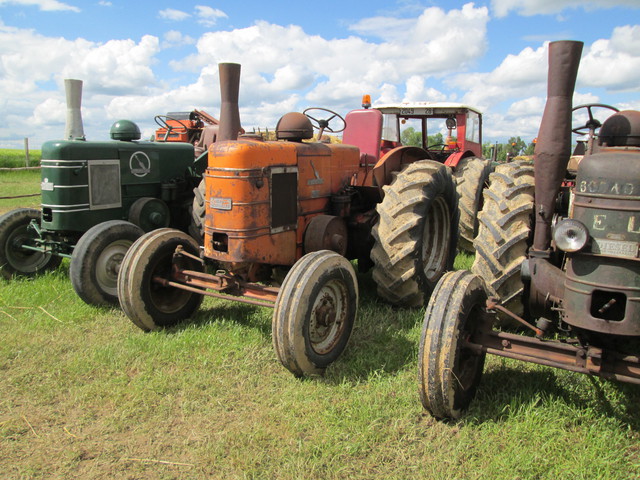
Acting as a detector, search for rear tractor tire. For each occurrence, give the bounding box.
[117,228,204,331]
[471,161,534,318]
[70,220,144,306]
[272,250,358,377]
[371,160,458,307]
[0,208,61,279]
[419,270,487,419]
[188,179,206,242]
[452,156,493,253]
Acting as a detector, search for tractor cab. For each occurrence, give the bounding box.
[372,102,482,164]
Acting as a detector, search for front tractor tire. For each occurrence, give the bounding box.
[272,250,358,377]
[117,228,204,331]
[452,156,493,252]
[69,220,144,306]
[471,161,534,318]
[371,160,458,307]
[0,208,61,279]
[419,270,487,420]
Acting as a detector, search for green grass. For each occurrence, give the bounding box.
[1,171,639,479]
[0,169,41,215]
[0,148,41,168]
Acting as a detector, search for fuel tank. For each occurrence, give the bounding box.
[203,137,360,265]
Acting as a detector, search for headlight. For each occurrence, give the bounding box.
[553,218,589,252]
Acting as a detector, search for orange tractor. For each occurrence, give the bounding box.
[118,63,459,376]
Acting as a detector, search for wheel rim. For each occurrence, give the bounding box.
[308,278,349,355]
[5,225,50,273]
[94,239,131,296]
[421,196,451,282]
[148,250,196,315]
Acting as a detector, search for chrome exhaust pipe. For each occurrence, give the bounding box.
[64,79,85,141]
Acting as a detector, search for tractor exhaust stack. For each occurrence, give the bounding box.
[64,79,85,141]
[532,40,583,253]
[217,63,242,142]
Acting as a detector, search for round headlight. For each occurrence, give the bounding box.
[553,219,589,252]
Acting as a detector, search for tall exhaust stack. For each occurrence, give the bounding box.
[217,63,242,142]
[532,40,583,253]
[64,79,85,141]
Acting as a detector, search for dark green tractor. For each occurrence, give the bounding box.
[0,80,212,306]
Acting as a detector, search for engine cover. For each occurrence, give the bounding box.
[563,147,640,335]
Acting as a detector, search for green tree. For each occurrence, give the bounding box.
[506,136,527,160]
[427,132,444,147]
[401,127,422,147]
[524,139,536,155]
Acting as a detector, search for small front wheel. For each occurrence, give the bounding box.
[117,228,204,331]
[272,250,358,376]
[419,270,487,419]
[70,220,144,306]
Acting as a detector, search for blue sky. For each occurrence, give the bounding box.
[0,0,638,148]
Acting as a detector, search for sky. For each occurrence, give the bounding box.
[0,0,639,149]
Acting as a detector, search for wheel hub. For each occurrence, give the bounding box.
[308,281,347,355]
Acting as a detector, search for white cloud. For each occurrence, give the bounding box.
[0,0,79,12]
[0,23,163,145]
[195,5,227,27]
[0,3,637,148]
[492,0,639,17]
[159,8,191,21]
[403,76,448,103]
[163,30,196,48]
[579,26,640,92]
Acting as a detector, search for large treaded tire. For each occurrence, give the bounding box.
[452,156,493,253]
[188,179,206,243]
[371,160,458,307]
[471,161,534,318]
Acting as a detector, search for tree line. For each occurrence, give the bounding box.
[401,127,536,162]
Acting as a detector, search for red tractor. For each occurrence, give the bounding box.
[348,99,493,254]
[118,63,460,377]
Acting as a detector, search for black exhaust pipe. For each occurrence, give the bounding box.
[532,40,583,254]
[217,63,242,142]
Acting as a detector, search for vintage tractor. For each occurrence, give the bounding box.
[418,40,640,419]
[0,79,209,307]
[350,99,492,253]
[117,62,459,377]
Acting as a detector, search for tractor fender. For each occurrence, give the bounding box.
[372,146,432,189]
[443,150,475,169]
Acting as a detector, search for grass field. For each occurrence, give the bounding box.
[1,169,639,479]
[0,148,41,169]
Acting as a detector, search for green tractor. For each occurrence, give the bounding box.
[0,79,215,306]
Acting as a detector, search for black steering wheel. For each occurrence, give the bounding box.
[154,115,190,140]
[427,143,446,153]
[303,108,346,139]
[571,103,619,136]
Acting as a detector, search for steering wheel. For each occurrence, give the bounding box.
[571,103,619,136]
[154,115,190,140]
[427,143,446,153]
[302,108,346,139]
